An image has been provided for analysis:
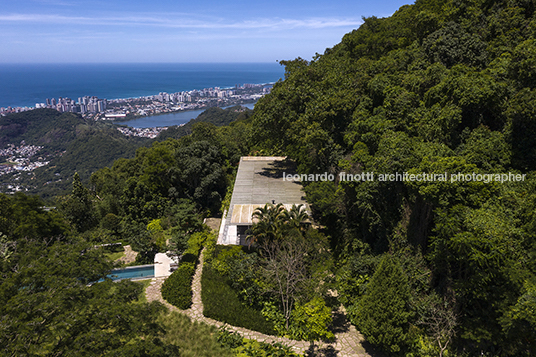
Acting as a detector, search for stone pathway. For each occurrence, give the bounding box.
[146,248,370,357]
[118,245,138,265]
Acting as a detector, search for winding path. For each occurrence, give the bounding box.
[145,248,370,357]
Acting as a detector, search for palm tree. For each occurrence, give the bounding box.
[247,203,286,247]
[284,204,310,232]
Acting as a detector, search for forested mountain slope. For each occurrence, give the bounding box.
[2,0,536,355]
[0,105,251,199]
[0,109,150,198]
[250,0,536,355]
[0,111,256,355]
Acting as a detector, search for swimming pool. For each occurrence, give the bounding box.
[109,265,155,281]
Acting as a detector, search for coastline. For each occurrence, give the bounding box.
[2,79,269,119]
[0,62,283,110]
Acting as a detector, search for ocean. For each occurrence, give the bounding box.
[0,63,285,109]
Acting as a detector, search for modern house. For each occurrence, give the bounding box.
[218,156,309,245]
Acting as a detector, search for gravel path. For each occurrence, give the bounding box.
[118,245,138,264]
[146,248,370,357]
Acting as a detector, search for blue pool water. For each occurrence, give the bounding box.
[109,265,155,281]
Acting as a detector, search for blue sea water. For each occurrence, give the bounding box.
[0,63,285,109]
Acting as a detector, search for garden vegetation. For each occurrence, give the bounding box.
[2,0,536,355]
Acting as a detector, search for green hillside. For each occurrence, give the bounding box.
[2,0,536,355]
[0,109,83,152]
[0,109,150,198]
[249,0,536,355]
[0,106,251,199]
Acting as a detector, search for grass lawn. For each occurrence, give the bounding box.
[159,311,234,357]
[105,250,125,262]
[134,279,152,304]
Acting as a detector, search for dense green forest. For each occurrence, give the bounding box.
[2,0,536,355]
[0,110,285,355]
[248,0,536,355]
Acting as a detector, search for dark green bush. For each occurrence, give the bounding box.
[201,265,275,335]
[181,252,198,264]
[161,262,196,309]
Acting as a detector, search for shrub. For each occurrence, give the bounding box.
[217,329,302,357]
[181,252,198,264]
[162,262,196,309]
[212,245,244,276]
[184,231,211,257]
[201,265,275,335]
[290,297,334,342]
[161,230,212,309]
[202,231,217,265]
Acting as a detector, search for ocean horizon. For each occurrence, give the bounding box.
[0,62,285,109]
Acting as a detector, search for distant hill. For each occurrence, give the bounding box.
[0,106,253,198]
[0,109,150,198]
[0,109,82,153]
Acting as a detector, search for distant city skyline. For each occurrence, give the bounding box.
[1,0,412,63]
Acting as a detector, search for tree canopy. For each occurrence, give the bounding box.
[249,0,536,354]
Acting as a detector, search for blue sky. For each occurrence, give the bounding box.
[0,0,413,63]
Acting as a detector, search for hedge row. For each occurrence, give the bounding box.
[161,231,212,309]
[201,265,275,335]
[161,262,196,309]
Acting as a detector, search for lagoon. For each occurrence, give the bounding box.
[115,103,256,128]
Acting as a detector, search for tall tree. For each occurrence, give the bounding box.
[261,236,309,330]
[357,254,413,355]
[59,172,97,232]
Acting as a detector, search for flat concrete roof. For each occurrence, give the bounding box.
[227,156,307,225]
[230,203,305,224]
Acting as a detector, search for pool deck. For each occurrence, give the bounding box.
[154,253,178,278]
